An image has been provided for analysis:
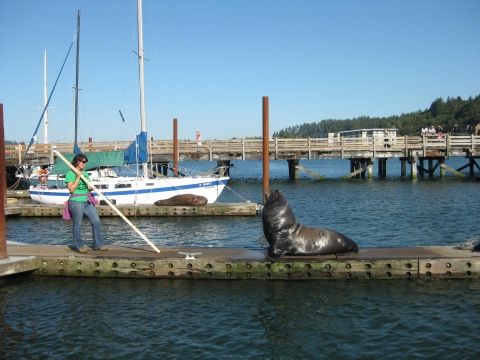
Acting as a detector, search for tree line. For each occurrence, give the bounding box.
[273,95,480,138]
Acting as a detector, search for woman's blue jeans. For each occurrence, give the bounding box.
[68,200,103,250]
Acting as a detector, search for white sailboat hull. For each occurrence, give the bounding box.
[29,176,229,205]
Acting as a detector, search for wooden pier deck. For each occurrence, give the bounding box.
[1,244,479,280]
[7,135,479,182]
[6,135,480,165]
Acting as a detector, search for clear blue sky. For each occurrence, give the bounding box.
[1,0,479,143]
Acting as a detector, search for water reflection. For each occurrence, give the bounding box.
[1,274,480,358]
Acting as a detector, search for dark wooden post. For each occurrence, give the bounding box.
[401,158,407,177]
[288,159,299,179]
[173,119,178,175]
[0,104,7,260]
[262,97,269,203]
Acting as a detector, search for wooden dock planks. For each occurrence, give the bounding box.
[3,244,480,280]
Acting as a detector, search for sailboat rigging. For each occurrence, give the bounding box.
[6,20,79,190]
[73,10,82,154]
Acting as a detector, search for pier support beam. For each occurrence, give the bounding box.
[349,159,366,179]
[378,158,387,177]
[344,158,373,179]
[415,157,447,177]
[217,160,231,177]
[157,162,169,176]
[428,158,434,177]
[400,158,407,178]
[408,157,418,179]
[456,157,480,175]
[288,159,300,179]
[468,157,478,175]
[439,158,446,178]
[418,158,425,176]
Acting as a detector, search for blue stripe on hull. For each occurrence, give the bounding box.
[29,179,228,198]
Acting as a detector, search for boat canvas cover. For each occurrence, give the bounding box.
[48,151,125,175]
[123,131,148,164]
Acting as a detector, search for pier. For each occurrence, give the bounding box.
[2,243,479,280]
[6,134,480,179]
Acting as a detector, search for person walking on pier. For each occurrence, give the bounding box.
[384,128,390,148]
[66,154,107,253]
[196,130,202,152]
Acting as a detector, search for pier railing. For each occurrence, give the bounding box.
[6,135,480,165]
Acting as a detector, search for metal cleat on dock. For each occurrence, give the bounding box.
[178,252,202,260]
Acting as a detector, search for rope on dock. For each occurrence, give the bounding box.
[7,177,22,190]
[223,184,251,203]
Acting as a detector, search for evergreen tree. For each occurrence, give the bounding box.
[274,94,480,138]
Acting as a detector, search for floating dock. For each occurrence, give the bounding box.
[2,244,479,280]
[4,202,261,217]
[6,190,29,198]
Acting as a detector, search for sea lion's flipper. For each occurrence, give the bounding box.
[335,245,359,257]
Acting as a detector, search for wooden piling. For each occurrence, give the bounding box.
[409,156,418,179]
[173,118,178,175]
[262,96,269,202]
[288,159,300,179]
[0,104,7,260]
[400,158,407,177]
[367,159,373,179]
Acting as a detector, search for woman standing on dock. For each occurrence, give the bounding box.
[66,154,107,253]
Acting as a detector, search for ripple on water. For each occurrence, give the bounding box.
[2,159,479,358]
[2,277,480,358]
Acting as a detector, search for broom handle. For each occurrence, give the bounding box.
[54,151,160,253]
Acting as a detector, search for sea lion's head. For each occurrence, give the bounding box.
[262,189,297,244]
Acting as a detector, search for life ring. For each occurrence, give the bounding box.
[38,169,49,183]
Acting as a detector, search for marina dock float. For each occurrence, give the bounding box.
[7,190,29,198]
[2,244,479,280]
[4,202,261,217]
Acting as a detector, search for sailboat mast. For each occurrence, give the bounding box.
[137,0,148,179]
[74,10,81,151]
[43,49,49,144]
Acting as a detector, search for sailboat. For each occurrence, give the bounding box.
[27,49,59,187]
[29,2,229,205]
[8,49,55,190]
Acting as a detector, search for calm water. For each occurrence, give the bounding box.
[2,158,480,359]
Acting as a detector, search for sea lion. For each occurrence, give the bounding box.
[262,188,359,261]
[472,243,480,252]
[154,194,208,206]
